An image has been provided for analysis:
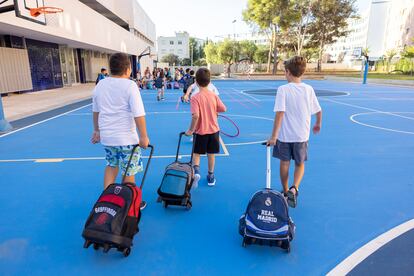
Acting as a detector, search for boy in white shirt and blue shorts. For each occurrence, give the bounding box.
[91,53,150,209]
[267,56,322,208]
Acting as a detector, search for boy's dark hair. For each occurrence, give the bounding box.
[101,68,107,73]
[159,71,165,78]
[190,70,195,76]
[186,68,190,73]
[195,68,210,87]
[109,53,131,76]
[284,56,306,77]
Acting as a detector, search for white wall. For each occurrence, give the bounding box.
[0,0,155,57]
[157,32,190,60]
[97,0,156,43]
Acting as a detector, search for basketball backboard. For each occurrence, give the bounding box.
[0,0,46,25]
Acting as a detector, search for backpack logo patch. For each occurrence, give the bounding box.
[114,186,122,195]
[265,197,272,207]
[96,213,109,225]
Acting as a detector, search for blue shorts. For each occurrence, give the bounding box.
[104,145,143,176]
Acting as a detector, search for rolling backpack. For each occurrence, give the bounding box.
[82,145,154,257]
[239,144,295,252]
[157,132,195,210]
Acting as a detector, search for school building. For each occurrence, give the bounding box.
[0,0,156,94]
[326,0,414,62]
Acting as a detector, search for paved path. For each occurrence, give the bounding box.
[3,84,94,122]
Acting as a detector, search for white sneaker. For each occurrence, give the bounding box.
[193,166,200,189]
[207,174,216,187]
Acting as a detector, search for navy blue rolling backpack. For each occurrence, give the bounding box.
[239,144,295,252]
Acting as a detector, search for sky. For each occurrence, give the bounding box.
[138,0,372,40]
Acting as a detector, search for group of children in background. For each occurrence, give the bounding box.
[92,53,322,210]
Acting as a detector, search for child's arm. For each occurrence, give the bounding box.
[134,116,150,148]
[267,111,284,145]
[186,97,199,136]
[183,84,194,101]
[313,110,322,134]
[91,112,100,144]
[185,113,199,136]
[216,96,227,113]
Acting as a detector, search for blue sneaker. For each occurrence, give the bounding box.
[207,173,216,187]
[193,166,200,188]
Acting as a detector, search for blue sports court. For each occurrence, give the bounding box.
[0,80,414,275]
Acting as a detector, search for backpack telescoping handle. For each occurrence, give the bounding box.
[122,144,154,190]
[176,132,196,163]
[262,142,271,189]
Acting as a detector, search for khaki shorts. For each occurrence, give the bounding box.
[273,140,308,165]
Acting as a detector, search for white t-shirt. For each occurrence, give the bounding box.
[92,77,146,146]
[273,82,321,142]
[190,83,219,96]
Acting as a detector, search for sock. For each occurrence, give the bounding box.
[208,171,214,175]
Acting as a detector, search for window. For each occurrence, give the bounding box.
[178,41,182,45]
[178,49,183,53]
[170,41,174,45]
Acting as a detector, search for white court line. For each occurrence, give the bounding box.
[0,153,230,163]
[350,112,414,135]
[226,140,267,146]
[327,218,414,275]
[322,98,414,121]
[0,103,92,138]
[231,88,261,102]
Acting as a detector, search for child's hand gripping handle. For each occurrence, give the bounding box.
[176,132,195,163]
[122,144,154,190]
[262,142,271,189]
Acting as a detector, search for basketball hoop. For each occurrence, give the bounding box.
[30,6,63,17]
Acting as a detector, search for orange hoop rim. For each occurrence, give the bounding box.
[30,6,64,17]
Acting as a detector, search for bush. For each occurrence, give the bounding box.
[395,58,414,74]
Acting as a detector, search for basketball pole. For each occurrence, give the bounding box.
[0,96,12,132]
[363,55,369,85]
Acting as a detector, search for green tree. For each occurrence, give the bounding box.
[308,0,357,71]
[243,0,291,74]
[204,42,219,64]
[254,44,270,63]
[385,48,398,73]
[194,58,207,66]
[217,39,240,77]
[301,46,319,62]
[239,40,258,63]
[189,38,206,65]
[285,0,314,55]
[181,58,192,66]
[402,38,414,75]
[161,54,181,66]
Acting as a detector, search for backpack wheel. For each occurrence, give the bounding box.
[242,237,248,248]
[93,243,100,250]
[163,201,168,208]
[103,244,110,253]
[123,247,131,257]
[156,196,162,203]
[186,201,192,210]
[281,240,291,253]
[83,240,92,248]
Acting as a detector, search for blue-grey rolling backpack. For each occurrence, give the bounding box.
[238,144,295,252]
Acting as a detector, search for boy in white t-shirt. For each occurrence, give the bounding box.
[182,82,219,103]
[91,53,150,208]
[267,56,322,208]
